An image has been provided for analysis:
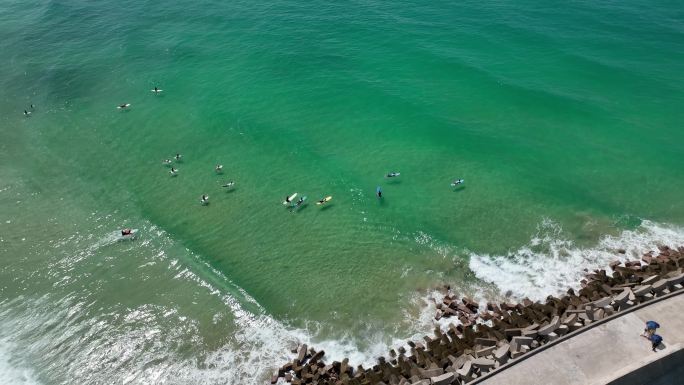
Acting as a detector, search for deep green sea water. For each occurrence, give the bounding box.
[2,1,684,383]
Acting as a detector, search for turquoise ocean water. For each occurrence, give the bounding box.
[1,1,684,383]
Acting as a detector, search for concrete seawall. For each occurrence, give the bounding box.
[478,292,684,385]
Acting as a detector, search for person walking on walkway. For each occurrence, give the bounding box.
[642,320,660,337]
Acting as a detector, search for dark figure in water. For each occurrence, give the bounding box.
[121,228,132,236]
[376,187,382,198]
[24,110,31,117]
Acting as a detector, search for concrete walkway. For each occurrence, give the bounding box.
[478,293,684,385]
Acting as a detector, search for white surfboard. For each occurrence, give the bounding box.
[451,179,464,187]
[117,103,131,109]
[316,196,332,205]
[292,196,307,210]
[151,89,163,93]
[283,193,297,205]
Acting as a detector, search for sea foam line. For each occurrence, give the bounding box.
[469,219,684,301]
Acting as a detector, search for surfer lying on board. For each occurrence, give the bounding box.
[385,172,400,178]
[121,228,132,236]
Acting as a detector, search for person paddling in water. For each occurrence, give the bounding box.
[24,110,31,117]
[175,153,182,161]
[121,228,132,236]
[285,195,293,204]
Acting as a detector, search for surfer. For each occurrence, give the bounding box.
[121,228,132,236]
[23,110,31,117]
[317,197,330,205]
[170,167,178,176]
[30,104,34,110]
[222,181,235,188]
[175,153,182,161]
[295,197,305,206]
[117,103,130,109]
[215,164,223,173]
[162,159,172,166]
[451,179,464,186]
[200,194,209,205]
[376,186,382,198]
[285,195,293,204]
[386,172,400,178]
[151,86,162,94]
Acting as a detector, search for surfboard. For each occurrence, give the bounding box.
[292,196,307,210]
[283,193,297,205]
[386,172,400,178]
[451,179,464,187]
[117,103,131,109]
[119,228,138,240]
[316,196,332,205]
[222,182,235,188]
[151,89,163,93]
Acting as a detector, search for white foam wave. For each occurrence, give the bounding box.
[469,220,684,301]
[0,340,40,385]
